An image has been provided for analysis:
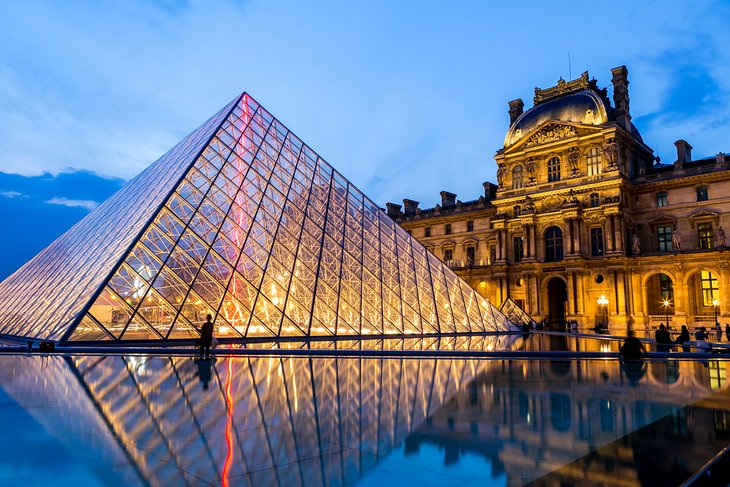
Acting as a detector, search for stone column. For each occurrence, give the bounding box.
[608,215,616,252]
[616,270,627,316]
[575,271,585,315]
[567,272,576,315]
[615,217,624,253]
[531,225,538,259]
[568,219,575,255]
[497,228,504,261]
[525,225,532,259]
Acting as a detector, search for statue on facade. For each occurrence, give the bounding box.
[525,157,538,184]
[604,138,620,170]
[672,228,681,251]
[566,189,580,205]
[717,225,726,248]
[489,246,496,264]
[631,234,641,255]
[496,164,506,189]
[567,147,581,176]
[523,195,535,213]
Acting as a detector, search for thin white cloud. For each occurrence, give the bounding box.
[45,196,98,211]
[0,190,25,198]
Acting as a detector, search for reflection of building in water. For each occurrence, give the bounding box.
[0,354,493,486]
[404,359,730,485]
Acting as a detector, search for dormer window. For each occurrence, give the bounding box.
[697,185,709,202]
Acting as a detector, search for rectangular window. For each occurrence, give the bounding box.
[590,193,600,207]
[590,227,604,256]
[698,223,714,250]
[445,223,452,235]
[697,185,709,201]
[701,270,719,306]
[443,248,453,263]
[513,236,524,262]
[586,147,602,176]
[548,157,561,182]
[658,226,672,252]
[657,191,668,207]
[467,220,474,232]
[660,273,674,301]
[424,226,431,237]
[466,246,475,266]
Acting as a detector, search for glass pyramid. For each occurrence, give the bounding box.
[0,93,516,343]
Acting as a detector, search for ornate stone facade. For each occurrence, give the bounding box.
[389,66,730,333]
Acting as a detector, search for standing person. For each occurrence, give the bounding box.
[716,322,723,342]
[655,324,672,352]
[200,314,214,358]
[675,325,691,352]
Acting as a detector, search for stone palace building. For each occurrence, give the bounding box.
[388,66,730,332]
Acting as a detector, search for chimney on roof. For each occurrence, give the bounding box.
[508,99,524,125]
[385,202,402,218]
[674,140,692,164]
[483,182,497,201]
[440,191,456,207]
[402,199,420,215]
[610,66,631,130]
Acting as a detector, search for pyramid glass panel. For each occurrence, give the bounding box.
[0,93,516,343]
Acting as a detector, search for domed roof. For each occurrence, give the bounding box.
[504,90,610,147]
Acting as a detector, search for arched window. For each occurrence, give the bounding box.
[512,165,524,189]
[545,226,564,262]
[547,157,561,182]
[586,147,602,176]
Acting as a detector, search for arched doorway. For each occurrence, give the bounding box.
[645,273,675,325]
[547,277,567,327]
[688,270,721,323]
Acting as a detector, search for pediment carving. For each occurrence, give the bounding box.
[523,123,594,148]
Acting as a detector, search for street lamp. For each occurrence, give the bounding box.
[597,295,609,329]
[713,298,720,327]
[662,298,671,329]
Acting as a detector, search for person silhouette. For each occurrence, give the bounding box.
[200,314,214,358]
[197,358,212,390]
[620,330,645,361]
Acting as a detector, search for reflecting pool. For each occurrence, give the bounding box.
[1,351,729,486]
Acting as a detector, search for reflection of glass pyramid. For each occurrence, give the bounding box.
[0,94,516,343]
[1,353,497,485]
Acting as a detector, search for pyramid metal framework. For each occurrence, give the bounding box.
[0,93,516,343]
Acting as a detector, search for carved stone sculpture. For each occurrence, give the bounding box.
[496,164,506,189]
[567,147,581,176]
[525,157,538,185]
[672,229,681,251]
[717,225,726,248]
[523,195,535,213]
[604,138,620,170]
[631,234,641,255]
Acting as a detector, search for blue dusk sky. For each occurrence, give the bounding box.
[0,0,729,279]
